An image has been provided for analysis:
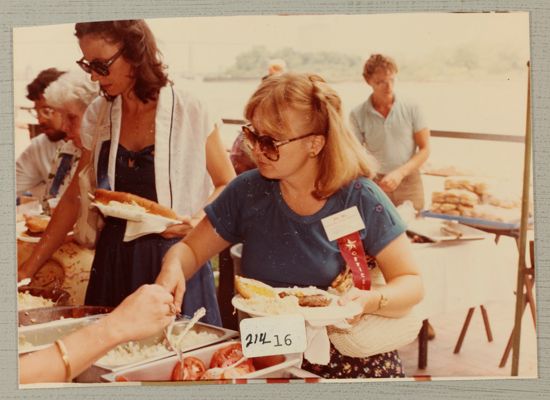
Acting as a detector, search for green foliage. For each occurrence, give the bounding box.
[220,42,527,82]
[223,46,363,81]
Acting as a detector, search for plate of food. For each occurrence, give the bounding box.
[231,276,363,323]
[17,214,74,243]
[16,215,50,243]
[92,189,180,224]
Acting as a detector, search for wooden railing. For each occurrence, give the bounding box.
[221,119,525,144]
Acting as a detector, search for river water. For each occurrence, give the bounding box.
[13,76,529,188]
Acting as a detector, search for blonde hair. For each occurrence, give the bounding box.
[363,54,398,80]
[244,72,376,199]
[44,69,99,111]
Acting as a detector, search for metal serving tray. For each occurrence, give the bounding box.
[76,320,238,383]
[419,210,530,231]
[406,218,491,243]
[101,340,302,382]
[18,314,103,355]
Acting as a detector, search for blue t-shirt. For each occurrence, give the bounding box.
[205,170,406,289]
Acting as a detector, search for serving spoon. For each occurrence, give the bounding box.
[164,307,206,367]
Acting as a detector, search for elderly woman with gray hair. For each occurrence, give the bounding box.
[37,70,99,212]
[44,69,99,150]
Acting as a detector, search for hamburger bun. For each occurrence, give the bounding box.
[234,275,277,299]
[24,215,50,235]
[94,189,178,220]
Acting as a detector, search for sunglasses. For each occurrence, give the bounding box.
[76,47,124,76]
[242,124,319,161]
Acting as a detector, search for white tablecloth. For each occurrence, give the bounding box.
[411,236,518,320]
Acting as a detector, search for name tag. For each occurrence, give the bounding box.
[239,315,307,358]
[321,206,366,241]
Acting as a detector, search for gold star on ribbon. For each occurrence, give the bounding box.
[345,239,357,250]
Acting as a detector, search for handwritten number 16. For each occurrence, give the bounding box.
[274,334,292,347]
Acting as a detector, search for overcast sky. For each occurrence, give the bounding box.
[13,12,529,77]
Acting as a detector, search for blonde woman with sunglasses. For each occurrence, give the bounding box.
[18,20,235,326]
[157,72,423,378]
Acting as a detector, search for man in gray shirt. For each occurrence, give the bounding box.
[350,54,430,211]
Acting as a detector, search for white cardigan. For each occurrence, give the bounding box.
[80,84,215,217]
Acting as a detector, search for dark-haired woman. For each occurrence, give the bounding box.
[18,20,235,325]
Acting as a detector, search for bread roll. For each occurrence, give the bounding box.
[24,215,50,234]
[94,189,178,220]
[431,192,446,203]
[234,276,277,299]
[442,209,461,216]
[458,204,475,217]
[440,203,458,212]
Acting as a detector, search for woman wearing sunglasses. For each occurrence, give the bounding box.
[18,20,235,326]
[156,72,423,378]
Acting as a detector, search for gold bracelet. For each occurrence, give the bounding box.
[54,339,72,382]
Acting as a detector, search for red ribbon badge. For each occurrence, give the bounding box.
[336,231,371,290]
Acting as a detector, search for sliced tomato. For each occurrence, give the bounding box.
[251,354,285,370]
[209,342,255,372]
[115,375,129,382]
[171,356,207,381]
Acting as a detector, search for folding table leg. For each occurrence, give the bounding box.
[480,305,493,342]
[524,274,537,329]
[454,307,475,354]
[418,319,429,369]
[499,299,529,368]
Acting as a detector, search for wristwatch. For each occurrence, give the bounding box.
[377,292,389,311]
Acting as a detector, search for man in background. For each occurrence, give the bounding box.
[16,68,67,204]
[350,54,430,211]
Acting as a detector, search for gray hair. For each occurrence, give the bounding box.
[44,69,99,110]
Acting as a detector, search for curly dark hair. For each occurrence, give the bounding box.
[74,20,169,103]
[26,68,66,101]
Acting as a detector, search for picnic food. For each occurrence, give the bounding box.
[94,189,178,220]
[430,176,524,222]
[278,290,332,307]
[234,276,277,299]
[97,328,220,367]
[170,342,255,381]
[171,356,207,381]
[23,215,50,236]
[17,291,54,310]
[235,275,333,307]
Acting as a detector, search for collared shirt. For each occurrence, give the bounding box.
[349,94,428,174]
[16,134,63,197]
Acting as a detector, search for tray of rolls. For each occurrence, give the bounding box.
[426,175,532,230]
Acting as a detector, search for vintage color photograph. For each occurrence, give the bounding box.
[14,12,535,387]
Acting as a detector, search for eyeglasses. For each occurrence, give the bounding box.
[28,106,56,120]
[242,124,319,161]
[76,47,124,76]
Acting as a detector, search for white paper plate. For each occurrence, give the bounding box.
[232,287,362,324]
[92,202,145,222]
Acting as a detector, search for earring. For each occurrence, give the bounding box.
[309,151,317,158]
